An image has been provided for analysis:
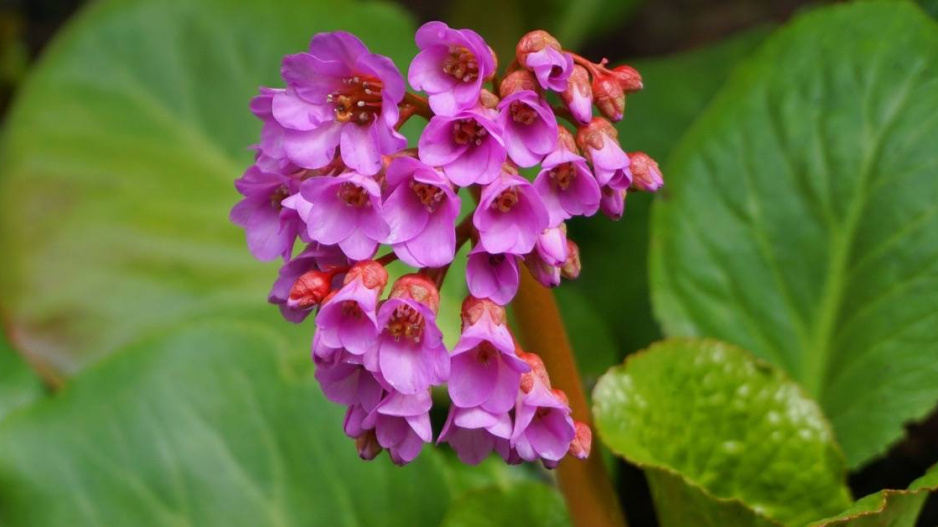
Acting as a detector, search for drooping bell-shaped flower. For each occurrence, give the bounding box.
[230,165,304,262]
[362,390,434,466]
[374,275,450,394]
[314,261,388,356]
[450,298,529,413]
[466,246,520,306]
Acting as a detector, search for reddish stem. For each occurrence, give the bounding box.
[512,269,628,527]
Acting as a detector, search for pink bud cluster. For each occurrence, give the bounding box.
[232,24,661,466]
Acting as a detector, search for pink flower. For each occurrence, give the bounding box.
[511,369,575,466]
[628,151,664,192]
[314,261,388,356]
[561,65,593,125]
[496,90,558,167]
[438,406,512,465]
[230,165,304,261]
[534,149,601,227]
[408,22,495,116]
[315,353,384,413]
[450,299,529,413]
[276,32,406,175]
[474,170,550,255]
[300,172,389,260]
[466,246,520,305]
[382,157,461,268]
[362,390,433,466]
[375,298,449,394]
[418,108,506,186]
[577,118,631,188]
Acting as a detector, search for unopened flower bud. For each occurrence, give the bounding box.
[557,127,577,153]
[518,350,551,391]
[561,240,581,280]
[287,270,334,310]
[592,74,625,122]
[551,388,569,407]
[460,296,507,327]
[524,251,561,288]
[569,421,592,459]
[344,260,389,291]
[561,65,593,124]
[535,226,568,266]
[610,65,643,93]
[600,186,627,220]
[389,273,441,314]
[575,117,617,154]
[515,29,561,65]
[355,430,383,461]
[499,69,539,98]
[627,152,663,192]
[479,88,500,109]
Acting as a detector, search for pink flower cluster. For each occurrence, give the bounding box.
[232,24,661,467]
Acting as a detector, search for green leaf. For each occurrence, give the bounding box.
[0,0,461,376]
[0,321,474,526]
[809,464,938,527]
[593,339,852,526]
[564,28,771,362]
[0,334,43,423]
[650,0,938,468]
[440,482,571,527]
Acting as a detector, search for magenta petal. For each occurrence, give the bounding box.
[340,123,382,175]
[383,184,429,243]
[481,358,522,414]
[449,350,497,408]
[283,123,341,169]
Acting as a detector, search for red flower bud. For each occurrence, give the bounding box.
[557,127,578,154]
[627,152,663,192]
[287,270,335,310]
[460,296,507,328]
[499,69,539,98]
[575,117,617,153]
[561,240,581,280]
[389,273,441,314]
[568,421,592,459]
[592,74,625,122]
[355,430,383,461]
[344,260,389,291]
[518,350,551,392]
[479,88,500,109]
[610,65,643,93]
[515,30,561,65]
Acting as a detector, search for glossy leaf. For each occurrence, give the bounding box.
[809,464,938,527]
[441,482,571,527]
[0,334,42,422]
[0,0,435,376]
[650,1,938,467]
[593,339,852,526]
[0,322,473,526]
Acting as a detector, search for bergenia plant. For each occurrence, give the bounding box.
[232,25,660,470]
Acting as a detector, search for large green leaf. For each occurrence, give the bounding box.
[563,28,770,367]
[0,334,42,423]
[441,482,571,527]
[0,321,485,526]
[593,339,852,526]
[0,0,429,376]
[650,0,938,468]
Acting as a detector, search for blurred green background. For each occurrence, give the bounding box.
[2,0,938,525]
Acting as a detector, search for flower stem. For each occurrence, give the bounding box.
[513,268,628,527]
